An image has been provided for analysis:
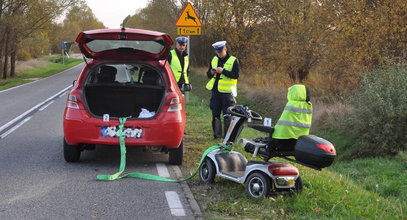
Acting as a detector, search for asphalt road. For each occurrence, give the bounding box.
[0,64,201,219]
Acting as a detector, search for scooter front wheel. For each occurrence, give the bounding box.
[199,157,216,184]
[246,172,271,198]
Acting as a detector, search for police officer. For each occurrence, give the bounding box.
[168,36,191,92]
[206,41,240,139]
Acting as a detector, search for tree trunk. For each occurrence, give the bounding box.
[10,44,17,78]
[0,34,4,79]
[3,26,10,79]
[10,28,17,77]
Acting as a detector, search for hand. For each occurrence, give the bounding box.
[216,67,223,73]
[211,69,217,75]
[184,84,192,91]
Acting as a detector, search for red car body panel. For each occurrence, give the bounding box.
[63,28,185,149]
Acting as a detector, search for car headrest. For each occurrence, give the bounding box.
[98,66,117,83]
[143,70,159,85]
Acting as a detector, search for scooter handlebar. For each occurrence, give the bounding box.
[227,105,262,121]
[249,110,262,121]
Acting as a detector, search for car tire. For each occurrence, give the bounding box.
[246,172,271,198]
[199,157,216,184]
[63,138,81,162]
[169,140,183,165]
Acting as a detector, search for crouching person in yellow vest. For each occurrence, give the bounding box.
[263,84,313,159]
[206,40,240,139]
[168,36,191,93]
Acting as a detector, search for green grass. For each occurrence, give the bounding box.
[182,70,407,219]
[0,55,82,91]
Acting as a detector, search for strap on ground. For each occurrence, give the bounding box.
[96,117,231,182]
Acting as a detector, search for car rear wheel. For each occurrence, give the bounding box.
[169,140,183,165]
[63,138,81,162]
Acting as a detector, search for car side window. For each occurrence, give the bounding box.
[126,65,142,83]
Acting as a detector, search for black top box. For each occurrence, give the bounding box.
[295,135,336,168]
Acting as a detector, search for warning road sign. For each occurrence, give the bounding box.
[175,2,202,27]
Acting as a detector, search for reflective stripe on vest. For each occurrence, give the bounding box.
[205,56,237,95]
[170,50,189,83]
[284,106,313,114]
[275,120,311,128]
[272,101,313,139]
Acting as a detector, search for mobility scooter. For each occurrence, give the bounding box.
[198,105,336,198]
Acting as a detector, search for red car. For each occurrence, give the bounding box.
[63,28,185,165]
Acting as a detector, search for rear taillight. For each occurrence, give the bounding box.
[316,144,336,155]
[268,164,299,176]
[166,95,182,112]
[66,91,84,110]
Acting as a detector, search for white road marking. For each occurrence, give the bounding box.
[0,116,31,139]
[39,100,55,111]
[0,64,81,94]
[58,91,69,98]
[156,163,170,178]
[165,191,186,217]
[0,85,72,139]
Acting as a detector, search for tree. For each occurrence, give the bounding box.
[59,3,105,53]
[0,0,80,79]
[125,0,178,36]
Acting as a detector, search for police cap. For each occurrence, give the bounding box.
[212,41,227,52]
[176,36,188,44]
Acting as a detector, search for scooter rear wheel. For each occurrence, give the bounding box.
[294,176,303,192]
[199,157,216,184]
[246,172,271,198]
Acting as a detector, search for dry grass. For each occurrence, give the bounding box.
[311,100,350,131]
[15,59,48,73]
[238,68,351,132]
[190,66,350,132]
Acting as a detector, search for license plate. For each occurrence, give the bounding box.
[100,126,142,138]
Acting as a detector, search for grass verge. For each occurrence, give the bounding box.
[182,69,406,219]
[0,55,82,91]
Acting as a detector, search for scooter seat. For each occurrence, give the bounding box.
[248,124,274,135]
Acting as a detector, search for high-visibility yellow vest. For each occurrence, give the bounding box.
[272,84,313,139]
[205,56,238,96]
[169,49,189,83]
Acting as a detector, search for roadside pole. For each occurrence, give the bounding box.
[186,35,191,101]
[175,2,202,103]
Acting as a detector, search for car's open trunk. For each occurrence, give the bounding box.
[84,83,164,118]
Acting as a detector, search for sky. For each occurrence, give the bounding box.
[85,0,149,28]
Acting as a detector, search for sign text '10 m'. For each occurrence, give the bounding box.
[177,27,202,35]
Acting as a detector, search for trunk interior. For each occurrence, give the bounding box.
[83,64,165,118]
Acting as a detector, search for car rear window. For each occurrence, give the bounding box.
[85,64,164,86]
[86,39,165,54]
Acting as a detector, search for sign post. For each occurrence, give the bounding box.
[176,2,202,102]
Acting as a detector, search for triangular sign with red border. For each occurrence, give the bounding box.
[176,2,202,27]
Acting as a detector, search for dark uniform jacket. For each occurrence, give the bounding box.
[206,53,240,92]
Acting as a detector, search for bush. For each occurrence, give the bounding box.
[345,65,407,157]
